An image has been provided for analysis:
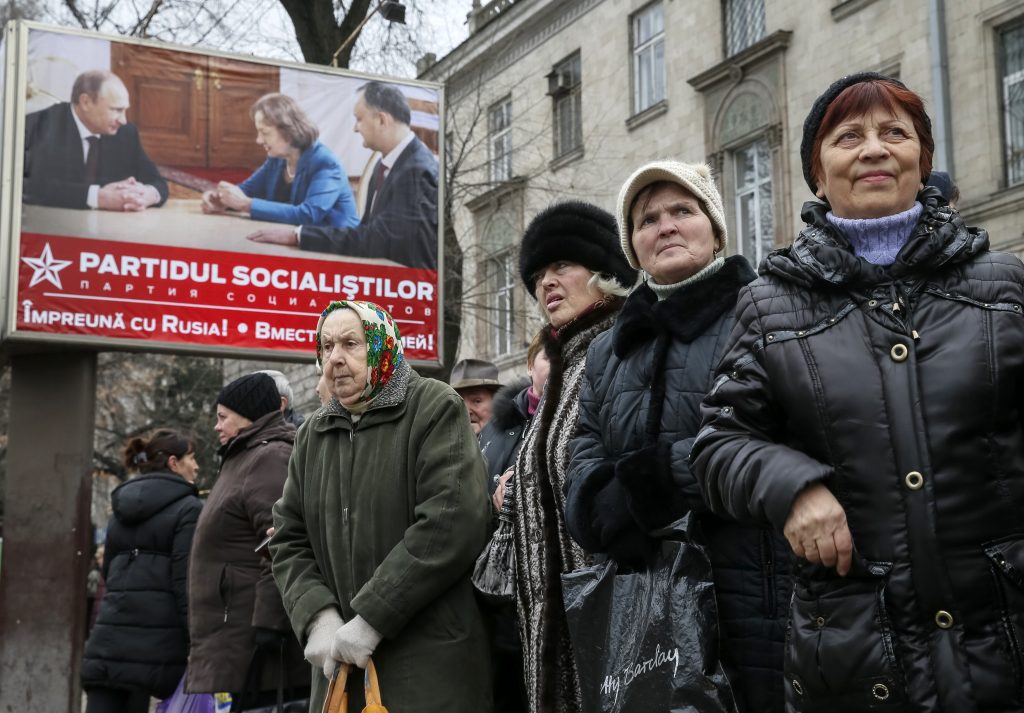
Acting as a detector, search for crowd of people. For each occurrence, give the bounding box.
[80,72,1024,713]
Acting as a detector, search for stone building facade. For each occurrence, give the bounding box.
[422,0,1024,383]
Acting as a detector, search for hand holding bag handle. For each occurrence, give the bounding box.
[321,658,387,713]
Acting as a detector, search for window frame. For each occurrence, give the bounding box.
[1000,20,1024,187]
[732,137,775,266]
[631,1,666,115]
[722,0,767,57]
[488,95,513,184]
[486,248,517,357]
[549,51,583,159]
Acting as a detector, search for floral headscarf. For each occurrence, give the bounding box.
[315,300,404,410]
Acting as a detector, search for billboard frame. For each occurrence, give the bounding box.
[0,20,447,367]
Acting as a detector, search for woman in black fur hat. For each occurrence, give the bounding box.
[564,160,787,712]
[508,201,635,713]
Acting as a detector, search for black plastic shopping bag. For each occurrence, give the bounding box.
[561,515,738,713]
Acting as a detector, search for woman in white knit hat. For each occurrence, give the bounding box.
[565,160,788,712]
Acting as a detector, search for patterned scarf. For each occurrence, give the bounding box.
[315,300,404,413]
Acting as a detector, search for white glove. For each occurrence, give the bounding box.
[304,607,344,679]
[330,614,383,669]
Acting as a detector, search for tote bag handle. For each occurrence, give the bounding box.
[362,658,387,712]
[321,659,387,713]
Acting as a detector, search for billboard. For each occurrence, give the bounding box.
[0,22,444,364]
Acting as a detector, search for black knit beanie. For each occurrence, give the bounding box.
[519,201,636,296]
[800,72,932,195]
[217,373,280,422]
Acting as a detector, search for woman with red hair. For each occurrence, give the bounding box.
[693,73,1024,710]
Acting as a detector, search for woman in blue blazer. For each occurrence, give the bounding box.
[202,93,359,228]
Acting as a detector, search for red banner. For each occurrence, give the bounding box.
[16,232,439,361]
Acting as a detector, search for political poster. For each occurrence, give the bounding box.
[3,22,444,363]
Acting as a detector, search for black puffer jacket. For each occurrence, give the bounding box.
[566,257,789,713]
[479,378,532,495]
[692,192,1024,712]
[82,471,202,698]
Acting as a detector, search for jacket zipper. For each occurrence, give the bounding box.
[762,528,776,616]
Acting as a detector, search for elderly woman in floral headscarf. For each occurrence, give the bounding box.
[271,300,494,713]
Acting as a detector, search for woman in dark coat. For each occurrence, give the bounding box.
[564,160,787,712]
[187,372,307,710]
[478,333,549,713]
[691,73,1024,711]
[82,429,202,713]
[271,300,492,713]
[511,202,637,713]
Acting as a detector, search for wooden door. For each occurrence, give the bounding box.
[111,44,207,167]
[208,56,279,170]
[111,45,278,169]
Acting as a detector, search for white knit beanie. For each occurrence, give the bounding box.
[616,160,728,270]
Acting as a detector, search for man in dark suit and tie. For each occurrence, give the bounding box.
[248,81,438,269]
[23,69,168,211]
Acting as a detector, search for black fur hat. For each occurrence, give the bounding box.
[519,201,636,297]
[800,72,932,195]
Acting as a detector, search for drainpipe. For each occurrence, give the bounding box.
[928,0,954,175]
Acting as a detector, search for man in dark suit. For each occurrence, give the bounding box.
[248,81,438,269]
[23,70,168,211]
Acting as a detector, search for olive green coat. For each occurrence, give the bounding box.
[271,368,494,712]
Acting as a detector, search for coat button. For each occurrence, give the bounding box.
[791,679,803,696]
[935,610,954,629]
[814,616,826,628]
[905,471,924,490]
[890,343,909,362]
[872,683,890,701]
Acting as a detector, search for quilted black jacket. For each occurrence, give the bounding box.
[692,190,1024,712]
[82,471,202,698]
[566,256,790,713]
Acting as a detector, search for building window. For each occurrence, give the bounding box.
[489,96,513,183]
[724,0,766,56]
[548,52,582,159]
[1002,21,1024,186]
[632,2,665,114]
[733,139,774,265]
[486,249,517,357]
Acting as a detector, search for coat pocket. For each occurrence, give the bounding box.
[984,535,1024,701]
[784,562,905,711]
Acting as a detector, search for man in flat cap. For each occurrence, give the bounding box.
[449,358,503,436]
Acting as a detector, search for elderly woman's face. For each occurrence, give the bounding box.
[631,183,719,284]
[533,261,602,329]
[320,309,369,406]
[815,104,922,219]
[214,405,251,446]
[254,110,292,159]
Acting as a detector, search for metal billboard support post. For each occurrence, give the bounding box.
[0,351,96,713]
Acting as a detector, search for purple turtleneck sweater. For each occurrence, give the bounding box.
[826,202,923,266]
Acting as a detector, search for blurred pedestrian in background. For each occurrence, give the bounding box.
[82,429,202,713]
[187,372,307,710]
[450,358,503,436]
[257,369,304,427]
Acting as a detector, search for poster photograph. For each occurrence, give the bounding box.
[4,23,443,363]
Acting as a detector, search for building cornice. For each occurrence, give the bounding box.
[424,0,606,102]
[687,30,793,93]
